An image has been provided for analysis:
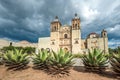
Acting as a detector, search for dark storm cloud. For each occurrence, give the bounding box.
[0,0,120,48]
[82,4,120,48]
[0,0,75,42]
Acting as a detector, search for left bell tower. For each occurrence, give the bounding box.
[50,16,62,52]
[51,16,61,32]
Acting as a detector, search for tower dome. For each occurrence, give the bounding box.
[53,16,59,22]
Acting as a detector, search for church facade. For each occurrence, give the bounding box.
[38,14,108,53]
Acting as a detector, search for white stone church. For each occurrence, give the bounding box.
[38,14,108,54]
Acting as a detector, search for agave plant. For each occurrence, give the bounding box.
[3,49,29,70]
[82,49,108,72]
[0,53,3,65]
[49,48,74,76]
[32,50,50,70]
[110,51,120,75]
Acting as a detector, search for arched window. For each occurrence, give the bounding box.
[75,24,77,27]
[75,40,79,44]
[64,34,68,38]
[54,26,56,31]
[52,42,54,45]
[78,23,79,29]
[104,33,106,36]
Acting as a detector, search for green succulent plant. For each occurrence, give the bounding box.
[82,49,108,72]
[0,53,3,65]
[110,52,120,75]
[32,50,50,70]
[3,49,29,70]
[49,48,74,76]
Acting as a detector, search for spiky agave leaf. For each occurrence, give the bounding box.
[110,52,120,75]
[0,53,4,65]
[32,50,50,70]
[82,49,108,72]
[49,49,74,76]
[3,48,29,70]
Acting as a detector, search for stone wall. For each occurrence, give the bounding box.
[0,39,37,49]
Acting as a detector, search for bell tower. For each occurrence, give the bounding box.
[50,16,62,52]
[72,13,81,39]
[101,29,108,53]
[51,16,61,32]
[72,13,80,30]
[72,13,81,53]
[101,29,107,38]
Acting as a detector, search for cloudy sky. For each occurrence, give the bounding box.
[0,0,120,48]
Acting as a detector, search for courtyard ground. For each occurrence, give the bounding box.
[0,65,119,80]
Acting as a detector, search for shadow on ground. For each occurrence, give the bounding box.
[73,66,120,80]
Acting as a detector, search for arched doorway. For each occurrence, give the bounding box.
[64,48,68,53]
[41,48,44,52]
[46,48,50,53]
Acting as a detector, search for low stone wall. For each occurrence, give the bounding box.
[72,58,112,68]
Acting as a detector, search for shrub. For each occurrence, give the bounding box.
[1,46,35,54]
[109,47,120,54]
[3,49,29,70]
[82,49,108,72]
[23,47,35,54]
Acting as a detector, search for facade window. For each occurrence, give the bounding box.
[104,33,106,36]
[64,34,68,38]
[52,42,55,45]
[78,23,79,29]
[75,40,79,44]
[75,24,77,27]
[54,26,56,31]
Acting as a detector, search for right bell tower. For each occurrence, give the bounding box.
[101,29,108,53]
[72,13,81,53]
